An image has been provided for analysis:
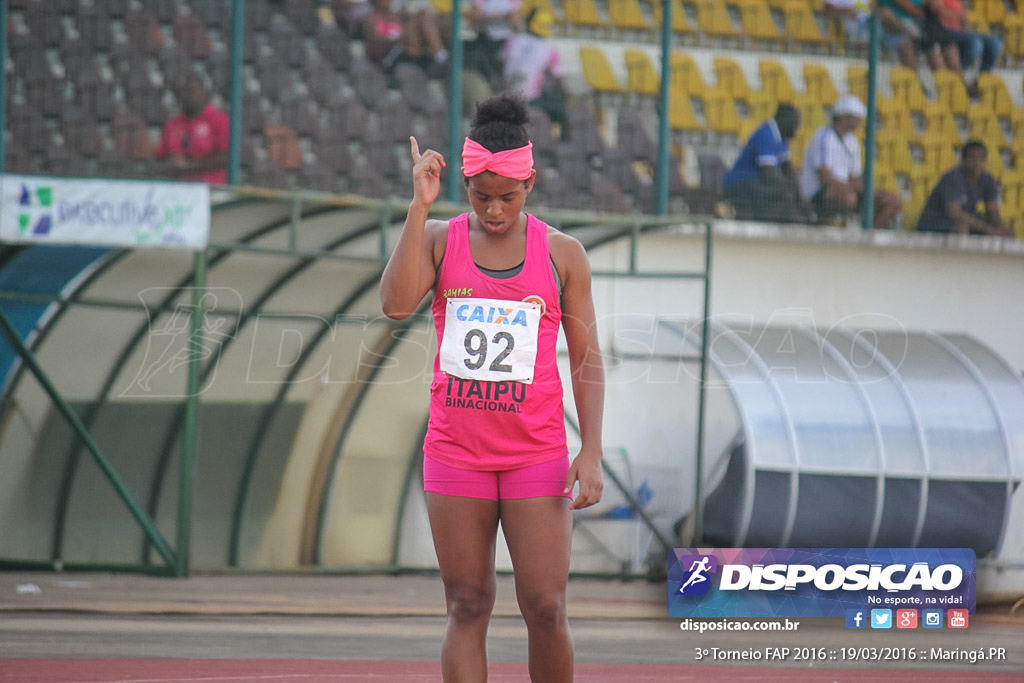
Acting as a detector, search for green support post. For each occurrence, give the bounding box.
[446,0,464,203]
[656,0,672,216]
[862,12,880,231]
[691,222,713,544]
[177,251,207,577]
[228,0,244,185]
[0,308,177,569]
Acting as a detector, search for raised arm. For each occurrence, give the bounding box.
[553,231,605,510]
[380,137,448,319]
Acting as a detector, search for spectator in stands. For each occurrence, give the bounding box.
[799,95,903,229]
[501,8,568,129]
[934,0,1002,94]
[722,104,809,223]
[363,0,450,75]
[465,0,522,84]
[824,0,870,43]
[877,0,924,69]
[918,0,966,84]
[329,0,372,37]
[915,140,1014,237]
[154,73,230,184]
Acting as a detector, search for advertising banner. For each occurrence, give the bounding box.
[668,547,976,620]
[0,174,210,250]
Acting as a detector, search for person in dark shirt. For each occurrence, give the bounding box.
[722,104,807,223]
[916,140,1013,237]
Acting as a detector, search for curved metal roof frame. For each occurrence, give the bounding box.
[697,319,1022,555]
[3,194,683,570]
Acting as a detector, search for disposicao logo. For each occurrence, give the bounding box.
[667,548,976,619]
[676,554,717,596]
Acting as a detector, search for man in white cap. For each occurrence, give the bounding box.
[799,94,903,229]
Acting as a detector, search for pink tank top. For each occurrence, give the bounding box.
[424,213,567,470]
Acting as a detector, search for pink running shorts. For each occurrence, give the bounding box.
[423,454,572,501]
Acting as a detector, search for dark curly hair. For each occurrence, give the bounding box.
[468,92,531,153]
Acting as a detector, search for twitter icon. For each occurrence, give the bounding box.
[870,609,892,629]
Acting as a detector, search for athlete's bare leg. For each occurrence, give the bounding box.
[426,493,500,682]
[501,496,574,683]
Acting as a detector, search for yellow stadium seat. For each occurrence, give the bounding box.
[670,52,708,98]
[1004,14,1024,60]
[714,56,751,101]
[977,73,1014,119]
[693,0,739,39]
[1011,138,1024,170]
[669,90,703,133]
[651,0,693,35]
[746,89,778,122]
[922,101,962,142]
[910,164,939,206]
[802,62,838,107]
[918,131,958,172]
[875,127,914,176]
[934,70,970,117]
[1000,170,1024,223]
[876,97,919,143]
[608,0,652,32]
[793,92,827,135]
[847,64,867,104]
[737,0,782,44]
[888,65,927,114]
[624,49,660,96]
[781,0,827,49]
[579,46,625,94]
[563,0,607,30]
[759,59,796,103]
[967,105,1004,148]
[700,85,743,136]
[1011,107,1024,138]
[976,0,1006,27]
[789,127,808,170]
[981,138,1005,179]
[521,0,560,20]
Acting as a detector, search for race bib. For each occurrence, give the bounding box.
[439,297,542,383]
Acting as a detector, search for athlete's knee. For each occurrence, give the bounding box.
[445,582,495,624]
[518,591,568,631]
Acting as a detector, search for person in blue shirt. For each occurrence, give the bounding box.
[722,104,808,223]
[916,140,1013,237]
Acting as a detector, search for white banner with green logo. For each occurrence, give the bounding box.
[0,175,210,249]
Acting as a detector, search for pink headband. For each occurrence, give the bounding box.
[462,138,534,180]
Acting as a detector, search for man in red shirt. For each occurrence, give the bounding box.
[155,73,230,184]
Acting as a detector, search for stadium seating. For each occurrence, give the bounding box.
[3,0,1023,223]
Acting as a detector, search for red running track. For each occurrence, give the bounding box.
[2,660,1022,683]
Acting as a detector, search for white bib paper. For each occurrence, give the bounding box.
[439,297,542,383]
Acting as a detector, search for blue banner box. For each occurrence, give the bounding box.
[667,548,976,618]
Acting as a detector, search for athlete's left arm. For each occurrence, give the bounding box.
[552,231,605,510]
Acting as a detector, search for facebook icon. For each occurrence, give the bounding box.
[845,609,867,629]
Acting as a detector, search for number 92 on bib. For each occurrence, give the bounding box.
[439,297,542,384]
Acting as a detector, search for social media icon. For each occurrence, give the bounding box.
[922,609,943,628]
[870,609,892,629]
[845,609,867,629]
[896,609,918,629]
[948,609,969,629]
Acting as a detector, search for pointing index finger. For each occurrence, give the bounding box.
[410,136,422,163]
